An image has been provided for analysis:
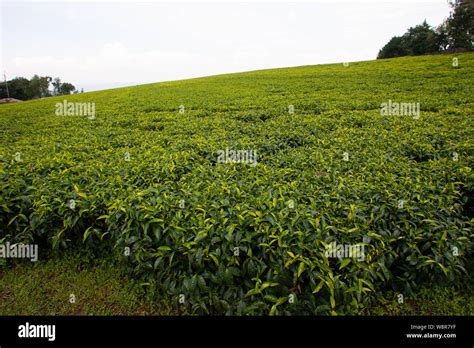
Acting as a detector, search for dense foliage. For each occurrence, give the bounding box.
[378,22,440,59]
[0,75,78,101]
[378,1,474,59]
[0,53,473,315]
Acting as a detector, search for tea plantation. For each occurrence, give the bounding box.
[0,53,472,315]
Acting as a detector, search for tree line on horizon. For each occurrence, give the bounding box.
[0,75,82,101]
[378,0,474,59]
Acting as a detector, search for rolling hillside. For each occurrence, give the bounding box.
[0,53,473,315]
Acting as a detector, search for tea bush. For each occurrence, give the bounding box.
[0,53,473,314]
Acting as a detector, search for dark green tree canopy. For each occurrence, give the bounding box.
[378,21,440,59]
[378,1,473,59]
[446,0,474,50]
[377,36,409,59]
[1,75,76,100]
[59,82,76,95]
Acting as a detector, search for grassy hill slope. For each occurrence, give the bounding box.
[0,53,473,315]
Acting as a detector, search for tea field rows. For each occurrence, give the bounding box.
[0,52,473,315]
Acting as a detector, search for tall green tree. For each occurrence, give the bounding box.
[445,0,474,50]
[2,77,31,100]
[378,1,473,58]
[59,82,76,95]
[436,22,450,51]
[377,36,409,59]
[402,21,439,55]
[1,74,75,100]
[28,75,52,98]
[378,21,439,59]
[52,77,62,96]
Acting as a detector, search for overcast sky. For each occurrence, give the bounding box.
[1,0,450,91]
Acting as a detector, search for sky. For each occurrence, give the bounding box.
[1,0,451,91]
